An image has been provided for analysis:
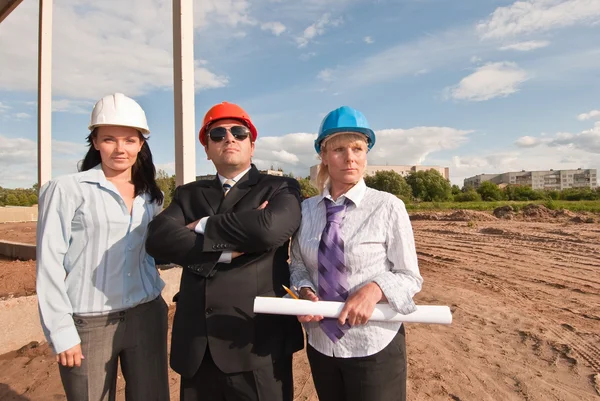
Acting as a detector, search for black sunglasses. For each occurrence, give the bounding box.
[207,125,251,142]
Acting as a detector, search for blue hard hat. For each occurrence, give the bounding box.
[314,106,376,153]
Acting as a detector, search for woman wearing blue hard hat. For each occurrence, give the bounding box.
[289,106,423,401]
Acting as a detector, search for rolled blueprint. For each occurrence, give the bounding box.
[253,297,452,324]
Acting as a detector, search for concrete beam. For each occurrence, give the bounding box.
[172,0,196,186]
[37,0,52,188]
[0,0,23,24]
[0,240,36,260]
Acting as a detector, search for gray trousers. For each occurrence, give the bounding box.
[59,296,170,401]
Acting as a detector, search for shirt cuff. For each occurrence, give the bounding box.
[371,273,417,315]
[218,251,232,263]
[50,324,81,354]
[296,280,317,294]
[194,217,209,234]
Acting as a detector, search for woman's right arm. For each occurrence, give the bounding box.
[36,180,81,359]
[289,218,323,322]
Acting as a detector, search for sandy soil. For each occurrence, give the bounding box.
[1,214,599,401]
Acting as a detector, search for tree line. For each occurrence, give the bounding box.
[5,170,597,208]
[0,185,39,207]
[364,170,600,203]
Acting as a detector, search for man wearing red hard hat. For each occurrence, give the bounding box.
[146,102,304,401]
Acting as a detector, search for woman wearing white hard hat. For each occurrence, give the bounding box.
[36,93,169,400]
[289,106,423,401]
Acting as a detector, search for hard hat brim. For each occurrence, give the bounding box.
[89,123,150,139]
[314,127,375,154]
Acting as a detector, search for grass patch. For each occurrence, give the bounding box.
[405,200,600,213]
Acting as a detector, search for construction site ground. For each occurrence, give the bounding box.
[0,207,599,400]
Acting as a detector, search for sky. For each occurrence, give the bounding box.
[1,0,600,188]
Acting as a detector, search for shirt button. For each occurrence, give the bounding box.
[205,308,213,315]
[127,273,131,277]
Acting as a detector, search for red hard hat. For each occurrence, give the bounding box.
[198,102,258,146]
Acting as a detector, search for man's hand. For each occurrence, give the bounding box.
[297,287,324,323]
[186,220,200,230]
[257,201,268,210]
[337,282,383,327]
[56,344,84,367]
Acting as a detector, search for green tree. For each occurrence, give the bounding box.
[406,170,452,202]
[297,178,319,199]
[476,181,504,201]
[451,184,461,196]
[504,185,546,201]
[28,194,38,205]
[155,170,176,208]
[364,170,413,201]
[5,194,18,206]
[454,189,482,202]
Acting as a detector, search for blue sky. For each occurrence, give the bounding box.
[1,0,600,188]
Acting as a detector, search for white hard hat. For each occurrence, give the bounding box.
[88,93,150,138]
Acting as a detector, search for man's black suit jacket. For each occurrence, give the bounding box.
[146,165,304,377]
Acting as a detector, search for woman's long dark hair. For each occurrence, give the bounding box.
[80,128,164,205]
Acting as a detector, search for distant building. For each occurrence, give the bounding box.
[196,174,217,181]
[309,164,450,188]
[258,169,283,176]
[464,169,598,190]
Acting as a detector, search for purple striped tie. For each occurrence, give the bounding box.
[318,198,351,343]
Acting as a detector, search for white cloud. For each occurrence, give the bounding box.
[577,109,600,121]
[261,21,286,36]
[0,135,86,188]
[0,102,10,113]
[317,69,335,82]
[14,112,31,119]
[477,0,600,40]
[546,121,600,152]
[470,56,482,63]
[155,162,176,176]
[364,36,374,44]
[296,13,343,48]
[499,40,550,51]
[515,135,541,147]
[251,126,473,177]
[447,62,529,102]
[510,121,600,153]
[53,99,95,114]
[271,149,300,165]
[315,27,484,90]
[0,0,242,100]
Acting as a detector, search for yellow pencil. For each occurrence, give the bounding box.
[282,285,299,300]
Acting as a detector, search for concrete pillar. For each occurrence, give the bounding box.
[172,0,196,186]
[37,0,52,187]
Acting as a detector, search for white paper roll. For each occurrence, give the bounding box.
[253,297,452,324]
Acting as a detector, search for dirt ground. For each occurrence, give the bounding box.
[1,213,599,401]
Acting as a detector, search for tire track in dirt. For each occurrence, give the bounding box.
[413,220,600,380]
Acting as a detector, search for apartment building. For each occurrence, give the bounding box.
[464,169,598,190]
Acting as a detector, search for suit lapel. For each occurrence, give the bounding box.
[217,166,260,214]
[201,178,223,215]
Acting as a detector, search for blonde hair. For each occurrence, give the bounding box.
[316,133,368,192]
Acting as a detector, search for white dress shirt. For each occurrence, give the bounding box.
[36,164,165,354]
[194,167,252,263]
[290,179,423,358]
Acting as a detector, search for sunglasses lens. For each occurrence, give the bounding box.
[208,125,250,142]
[230,126,250,140]
[208,127,227,142]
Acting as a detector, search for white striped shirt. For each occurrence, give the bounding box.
[36,164,164,354]
[290,179,423,358]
